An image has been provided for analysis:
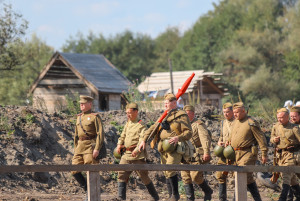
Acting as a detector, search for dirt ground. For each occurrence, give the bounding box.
[0,105,282,201]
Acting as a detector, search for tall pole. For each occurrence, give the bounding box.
[168,57,174,94]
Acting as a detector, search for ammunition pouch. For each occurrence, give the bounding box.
[176,140,195,162]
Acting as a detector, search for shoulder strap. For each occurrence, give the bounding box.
[79,115,88,135]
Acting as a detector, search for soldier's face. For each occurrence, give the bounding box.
[165,100,177,111]
[290,112,300,124]
[80,102,92,112]
[126,108,138,121]
[233,107,246,120]
[277,112,289,125]
[185,110,195,121]
[223,108,234,120]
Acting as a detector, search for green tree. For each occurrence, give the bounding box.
[0,3,28,70]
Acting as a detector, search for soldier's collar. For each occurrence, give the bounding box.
[83,110,92,114]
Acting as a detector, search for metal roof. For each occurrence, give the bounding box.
[60,52,130,94]
[138,70,224,94]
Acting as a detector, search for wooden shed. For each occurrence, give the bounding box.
[137,70,227,109]
[29,52,130,113]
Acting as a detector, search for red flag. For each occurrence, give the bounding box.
[157,72,195,123]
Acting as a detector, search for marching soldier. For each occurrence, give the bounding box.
[229,102,268,201]
[116,103,159,201]
[215,102,235,201]
[271,108,300,201]
[181,105,213,201]
[287,106,300,201]
[71,95,104,194]
[139,93,192,201]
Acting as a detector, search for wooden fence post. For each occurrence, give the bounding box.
[235,172,247,201]
[87,171,101,201]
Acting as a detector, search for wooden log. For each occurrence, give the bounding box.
[87,171,101,201]
[235,172,247,201]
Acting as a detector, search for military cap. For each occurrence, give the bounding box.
[164,93,176,101]
[233,102,244,109]
[277,107,289,114]
[290,106,300,113]
[183,105,195,112]
[79,95,94,103]
[126,102,138,110]
[223,102,232,109]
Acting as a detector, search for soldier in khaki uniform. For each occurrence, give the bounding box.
[72,95,104,193]
[270,108,300,201]
[139,93,192,201]
[215,102,235,201]
[181,105,213,201]
[287,106,300,201]
[116,103,159,201]
[229,102,268,201]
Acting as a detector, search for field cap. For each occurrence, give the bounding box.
[126,102,138,110]
[233,102,244,109]
[164,93,176,101]
[277,107,289,114]
[79,95,94,103]
[290,106,300,113]
[223,102,232,109]
[183,105,195,112]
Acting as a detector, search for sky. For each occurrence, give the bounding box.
[7,0,219,51]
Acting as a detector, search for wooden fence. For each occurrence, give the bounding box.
[1,164,300,201]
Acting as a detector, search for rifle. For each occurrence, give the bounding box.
[270,144,279,184]
[145,73,196,148]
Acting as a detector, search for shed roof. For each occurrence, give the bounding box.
[138,70,225,95]
[29,52,131,94]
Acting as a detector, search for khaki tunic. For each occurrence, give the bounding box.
[270,122,300,185]
[216,118,235,183]
[72,110,104,174]
[143,109,192,178]
[117,119,151,184]
[181,118,211,185]
[230,116,268,184]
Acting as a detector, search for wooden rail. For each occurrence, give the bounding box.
[1,164,300,201]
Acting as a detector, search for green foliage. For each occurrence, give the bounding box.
[0,114,15,139]
[64,93,81,116]
[0,3,28,70]
[110,121,124,135]
[110,171,118,180]
[25,113,35,125]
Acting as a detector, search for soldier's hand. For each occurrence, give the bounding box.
[139,141,146,151]
[131,150,138,157]
[93,150,99,159]
[261,155,268,164]
[274,136,280,143]
[203,154,211,161]
[169,136,179,145]
[225,141,230,147]
[117,144,122,154]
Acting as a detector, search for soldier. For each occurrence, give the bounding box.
[229,102,268,201]
[270,108,300,201]
[215,102,235,201]
[116,103,159,201]
[290,106,300,125]
[181,105,213,201]
[71,95,104,195]
[139,93,192,201]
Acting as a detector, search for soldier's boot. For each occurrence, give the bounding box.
[73,172,87,191]
[167,175,180,201]
[199,180,213,201]
[146,182,160,201]
[184,184,195,201]
[287,188,294,201]
[166,179,173,198]
[247,182,262,201]
[291,184,300,201]
[279,184,291,201]
[219,182,227,201]
[117,182,127,200]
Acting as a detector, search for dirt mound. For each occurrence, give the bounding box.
[0,105,278,200]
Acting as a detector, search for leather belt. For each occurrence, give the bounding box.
[78,135,96,141]
[126,145,137,152]
[277,145,300,153]
[234,147,251,151]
